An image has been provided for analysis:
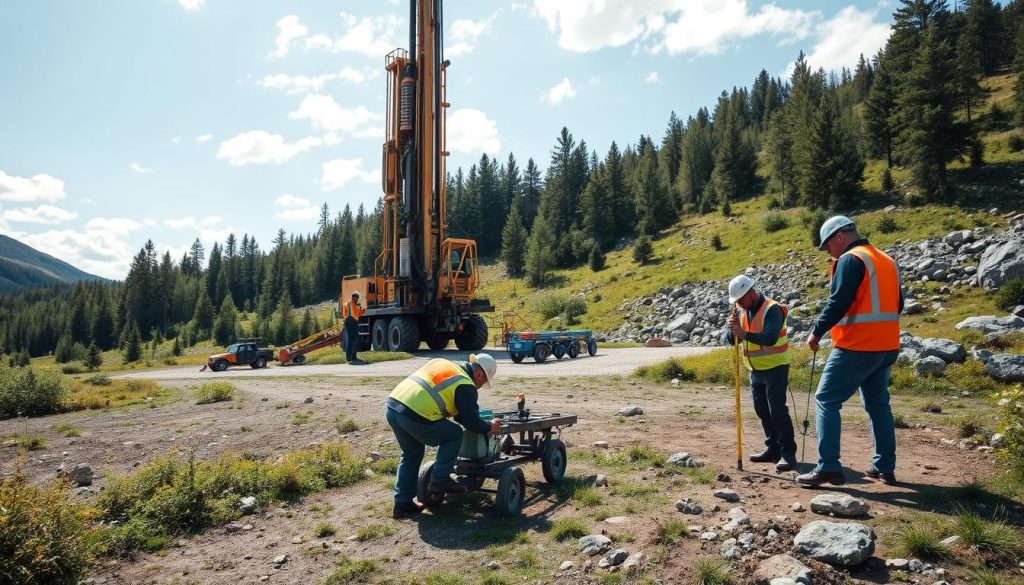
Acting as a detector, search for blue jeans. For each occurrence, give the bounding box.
[815,348,899,474]
[344,317,359,361]
[385,406,463,504]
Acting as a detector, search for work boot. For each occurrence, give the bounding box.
[796,469,846,488]
[392,501,424,519]
[427,477,467,495]
[865,467,897,486]
[749,450,781,463]
[776,454,798,473]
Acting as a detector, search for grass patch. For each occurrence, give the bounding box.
[423,572,466,585]
[53,422,81,437]
[314,522,336,537]
[571,486,602,507]
[306,350,412,366]
[355,523,396,541]
[970,568,1013,585]
[612,483,660,497]
[193,382,235,405]
[368,457,398,475]
[67,378,174,411]
[694,558,732,585]
[325,556,378,584]
[274,401,290,409]
[290,410,313,426]
[953,508,1020,560]
[335,416,359,433]
[656,519,689,545]
[634,357,696,383]
[896,525,948,560]
[4,434,46,450]
[549,517,589,541]
[681,466,718,485]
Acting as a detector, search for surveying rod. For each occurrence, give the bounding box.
[732,305,743,471]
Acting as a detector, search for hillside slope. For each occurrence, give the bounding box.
[0,234,103,294]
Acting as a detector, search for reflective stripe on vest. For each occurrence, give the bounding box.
[388,359,474,421]
[739,298,789,370]
[828,244,901,351]
[343,301,363,320]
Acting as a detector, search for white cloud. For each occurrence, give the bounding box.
[338,66,368,84]
[271,15,308,58]
[274,194,319,220]
[130,162,152,174]
[196,134,213,143]
[332,13,400,57]
[540,78,577,105]
[288,94,379,134]
[447,108,500,154]
[645,71,660,84]
[177,0,203,10]
[2,216,141,278]
[258,73,336,95]
[143,218,157,227]
[801,6,890,74]
[319,158,376,191]
[0,171,66,203]
[305,34,333,50]
[216,130,321,166]
[448,15,496,57]
[171,136,182,144]
[352,126,382,140]
[533,0,818,55]
[1,204,77,225]
[163,216,223,230]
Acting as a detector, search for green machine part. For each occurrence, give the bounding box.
[459,408,500,460]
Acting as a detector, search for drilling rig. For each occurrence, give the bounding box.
[339,0,493,353]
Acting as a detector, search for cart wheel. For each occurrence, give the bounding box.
[553,343,566,360]
[541,438,567,484]
[494,467,526,517]
[567,342,580,359]
[533,344,549,363]
[457,475,485,491]
[416,461,446,508]
[293,354,306,365]
[587,339,598,356]
[509,351,525,364]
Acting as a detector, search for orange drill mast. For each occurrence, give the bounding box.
[340,0,492,353]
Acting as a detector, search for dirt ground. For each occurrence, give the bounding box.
[1,372,1016,585]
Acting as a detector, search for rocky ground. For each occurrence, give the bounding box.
[4,373,1021,584]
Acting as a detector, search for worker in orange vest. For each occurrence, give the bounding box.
[342,291,363,363]
[798,216,903,488]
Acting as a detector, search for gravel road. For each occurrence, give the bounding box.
[116,346,719,381]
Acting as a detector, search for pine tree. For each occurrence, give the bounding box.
[804,93,865,209]
[603,142,633,238]
[83,342,103,371]
[520,158,543,231]
[272,290,295,346]
[580,165,613,247]
[123,322,142,363]
[711,92,756,204]
[300,309,315,338]
[54,334,74,363]
[764,111,797,206]
[213,293,238,345]
[852,54,874,102]
[632,235,654,265]
[193,290,215,336]
[1013,24,1024,126]
[965,0,1004,75]
[501,198,529,276]
[172,336,182,356]
[633,142,673,235]
[338,205,357,277]
[864,55,898,168]
[955,24,986,127]
[525,214,556,287]
[676,110,714,211]
[588,243,605,271]
[659,112,684,187]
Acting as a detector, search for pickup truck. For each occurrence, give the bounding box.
[205,340,275,371]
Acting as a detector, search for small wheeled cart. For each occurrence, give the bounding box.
[506,330,598,363]
[416,410,577,517]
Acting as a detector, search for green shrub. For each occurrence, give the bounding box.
[0,367,68,418]
[802,210,829,247]
[61,364,85,375]
[325,557,378,584]
[589,244,606,272]
[995,278,1024,312]
[762,212,789,233]
[896,525,947,559]
[881,166,895,192]
[1008,134,1024,152]
[632,235,654,265]
[0,470,104,585]
[84,373,111,386]
[711,234,724,251]
[656,519,688,544]
[314,523,336,537]
[634,357,696,383]
[4,434,47,450]
[995,385,1024,477]
[53,423,81,438]
[953,508,1020,560]
[549,518,589,541]
[695,558,732,585]
[335,416,359,433]
[877,216,899,234]
[193,382,235,405]
[533,292,587,322]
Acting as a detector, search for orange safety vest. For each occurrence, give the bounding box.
[739,297,790,370]
[343,300,363,320]
[828,244,901,351]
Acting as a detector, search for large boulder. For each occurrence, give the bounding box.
[793,521,876,567]
[915,356,946,377]
[809,494,870,518]
[985,354,1024,382]
[978,232,1024,290]
[919,338,966,363]
[667,313,698,333]
[645,337,671,348]
[955,315,1024,334]
[579,534,613,556]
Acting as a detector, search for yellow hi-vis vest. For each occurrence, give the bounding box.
[739,298,790,371]
[389,359,474,421]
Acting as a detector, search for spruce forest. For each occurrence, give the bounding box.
[2,0,1022,361]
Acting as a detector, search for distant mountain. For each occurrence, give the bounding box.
[0,234,104,294]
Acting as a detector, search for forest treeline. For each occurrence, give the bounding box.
[3,0,1024,360]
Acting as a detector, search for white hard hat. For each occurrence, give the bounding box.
[728,275,755,304]
[818,215,855,250]
[469,353,496,388]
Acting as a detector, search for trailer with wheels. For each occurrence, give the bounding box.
[505,330,598,364]
[415,411,577,517]
[277,325,344,365]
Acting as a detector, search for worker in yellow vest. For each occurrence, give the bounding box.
[725,275,797,472]
[342,292,363,363]
[385,353,501,519]
[798,216,903,488]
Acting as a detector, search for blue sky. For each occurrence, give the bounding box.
[0,0,896,279]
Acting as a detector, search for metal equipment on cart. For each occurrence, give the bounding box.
[506,330,598,363]
[416,394,577,517]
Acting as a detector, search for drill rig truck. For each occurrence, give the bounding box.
[340,0,493,354]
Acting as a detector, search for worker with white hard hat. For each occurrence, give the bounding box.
[798,215,904,488]
[385,353,501,518]
[725,274,797,472]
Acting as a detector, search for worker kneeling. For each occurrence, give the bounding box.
[726,275,798,472]
[385,353,501,519]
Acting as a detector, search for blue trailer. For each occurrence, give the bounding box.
[506,330,598,363]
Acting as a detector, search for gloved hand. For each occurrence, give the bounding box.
[489,419,502,435]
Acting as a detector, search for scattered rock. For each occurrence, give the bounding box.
[985,354,1024,382]
[559,560,573,571]
[225,522,244,534]
[809,494,870,518]
[598,549,628,569]
[486,560,500,570]
[618,405,644,417]
[939,535,961,548]
[990,433,1006,449]
[239,496,258,515]
[919,338,967,363]
[69,463,92,487]
[594,441,610,449]
[915,356,947,377]
[579,534,613,557]
[723,507,752,531]
[594,474,608,487]
[272,554,288,567]
[886,558,910,569]
[303,396,313,404]
[771,579,798,585]
[978,231,1024,290]
[753,554,813,585]
[720,538,742,559]
[621,552,646,574]
[604,516,631,525]
[714,489,740,502]
[700,532,719,541]
[666,451,703,467]
[645,338,671,348]
[791,502,805,512]
[793,521,875,567]
[676,499,703,515]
